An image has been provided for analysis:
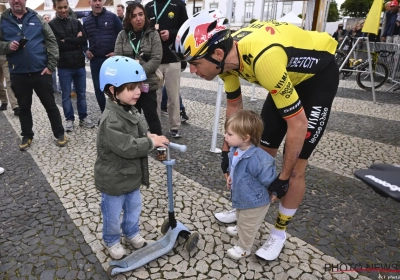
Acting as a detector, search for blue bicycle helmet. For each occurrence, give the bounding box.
[99,56,147,91]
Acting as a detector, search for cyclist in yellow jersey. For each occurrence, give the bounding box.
[172,9,339,261]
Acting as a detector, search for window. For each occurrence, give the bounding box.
[232,2,236,21]
[210,2,218,9]
[244,2,254,21]
[282,1,293,17]
[264,1,277,21]
[194,7,202,13]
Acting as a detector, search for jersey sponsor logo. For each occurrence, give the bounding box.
[280,81,293,98]
[232,30,252,40]
[365,175,400,192]
[283,99,301,114]
[105,67,117,76]
[288,56,320,69]
[260,139,270,145]
[265,26,276,35]
[305,131,312,139]
[308,107,329,144]
[193,22,226,47]
[270,89,278,94]
[275,72,288,89]
[242,54,253,65]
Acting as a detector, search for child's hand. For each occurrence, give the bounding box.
[226,175,232,190]
[152,135,169,148]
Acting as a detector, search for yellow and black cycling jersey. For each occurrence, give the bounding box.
[219,20,338,119]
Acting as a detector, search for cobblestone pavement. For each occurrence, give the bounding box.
[0,66,399,280]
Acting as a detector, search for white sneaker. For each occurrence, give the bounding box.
[226,225,238,237]
[65,120,74,132]
[0,167,4,175]
[215,209,237,223]
[107,243,126,260]
[227,245,251,260]
[127,234,147,249]
[255,234,286,261]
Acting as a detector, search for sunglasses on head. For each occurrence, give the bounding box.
[126,0,142,5]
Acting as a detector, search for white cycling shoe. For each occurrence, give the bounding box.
[255,233,286,261]
[214,208,237,223]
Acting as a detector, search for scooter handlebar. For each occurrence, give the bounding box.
[168,142,187,152]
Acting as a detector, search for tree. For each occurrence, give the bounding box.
[340,0,374,18]
[327,0,340,22]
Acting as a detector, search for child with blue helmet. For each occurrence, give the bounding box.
[94,56,169,259]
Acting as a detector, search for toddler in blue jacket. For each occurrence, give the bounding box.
[224,110,277,260]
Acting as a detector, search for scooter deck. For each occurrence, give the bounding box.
[109,222,190,276]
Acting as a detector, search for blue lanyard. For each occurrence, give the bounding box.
[154,0,172,24]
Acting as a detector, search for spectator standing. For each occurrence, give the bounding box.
[116,4,124,22]
[145,0,188,138]
[0,0,67,150]
[381,0,400,43]
[83,0,123,113]
[114,2,163,135]
[332,23,347,43]
[0,55,19,115]
[49,0,95,132]
[381,1,392,40]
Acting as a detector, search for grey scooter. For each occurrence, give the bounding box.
[107,143,200,277]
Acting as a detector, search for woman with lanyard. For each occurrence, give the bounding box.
[114,2,163,136]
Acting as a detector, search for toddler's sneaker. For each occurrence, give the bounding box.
[107,243,126,260]
[227,245,251,260]
[127,234,148,249]
[214,209,237,223]
[226,225,238,237]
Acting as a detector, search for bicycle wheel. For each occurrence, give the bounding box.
[356,61,389,90]
[335,50,352,77]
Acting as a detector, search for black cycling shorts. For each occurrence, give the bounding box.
[260,58,339,159]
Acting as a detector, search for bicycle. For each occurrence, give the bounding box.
[334,36,394,90]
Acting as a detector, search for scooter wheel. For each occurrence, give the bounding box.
[161,218,170,235]
[107,265,118,277]
[186,232,200,251]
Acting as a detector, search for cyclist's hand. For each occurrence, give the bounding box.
[268,174,290,199]
[221,151,229,174]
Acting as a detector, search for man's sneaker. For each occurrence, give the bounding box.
[13,107,20,116]
[127,234,147,249]
[180,109,189,122]
[161,108,168,115]
[226,225,238,237]
[65,120,74,132]
[0,167,4,175]
[227,245,251,260]
[56,134,68,147]
[0,103,7,110]
[106,243,126,260]
[255,234,286,261]
[215,209,237,223]
[79,118,95,128]
[19,137,32,151]
[169,129,181,138]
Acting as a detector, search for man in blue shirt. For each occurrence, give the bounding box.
[0,0,67,150]
[83,0,123,113]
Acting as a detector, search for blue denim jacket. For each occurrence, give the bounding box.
[229,145,276,210]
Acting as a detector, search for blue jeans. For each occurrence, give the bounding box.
[101,189,142,247]
[161,86,184,110]
[58,68,87,121]
[90,57,107,112]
